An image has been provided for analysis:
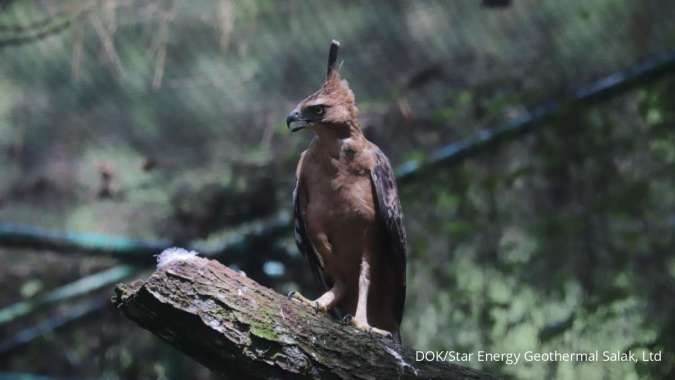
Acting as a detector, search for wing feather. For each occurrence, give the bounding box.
[370,146,407,326]
[293,154,330,292]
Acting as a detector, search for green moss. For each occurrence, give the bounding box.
[249,323,280,341]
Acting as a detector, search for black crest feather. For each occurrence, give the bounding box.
[327,40,340,78]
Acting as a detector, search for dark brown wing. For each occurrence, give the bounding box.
[293,161,331,293]
[370,146,407,327]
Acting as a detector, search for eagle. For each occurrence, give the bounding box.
[286,40,407,341]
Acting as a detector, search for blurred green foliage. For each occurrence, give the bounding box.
[403,79,675,379]
[0,0,674,379]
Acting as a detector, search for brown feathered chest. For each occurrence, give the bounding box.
[304,139,376,224]
[300,139,378,278]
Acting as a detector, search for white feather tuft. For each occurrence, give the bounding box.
[156,247,199,269]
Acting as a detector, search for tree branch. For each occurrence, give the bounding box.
[0,212,290,263]
[112,253,493,379]
[396,49,675,184]
[0,296,108,356]
[3,49,675,258]
[0,264,138,327]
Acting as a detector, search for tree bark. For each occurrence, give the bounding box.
[112,254,494,379]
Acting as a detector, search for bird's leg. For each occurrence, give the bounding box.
[350,256,392,338]
[288,282,345,313]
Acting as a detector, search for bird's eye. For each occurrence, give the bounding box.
[307,105,325,116]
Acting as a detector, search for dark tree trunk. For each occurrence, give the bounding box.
[112,255,493,379]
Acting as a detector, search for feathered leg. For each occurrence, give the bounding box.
[350,256,392,338]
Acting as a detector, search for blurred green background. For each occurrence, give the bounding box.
[0,0,674,379]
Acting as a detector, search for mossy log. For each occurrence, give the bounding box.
[112,253,493,379]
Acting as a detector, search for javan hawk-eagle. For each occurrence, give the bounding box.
[286,40,407,341]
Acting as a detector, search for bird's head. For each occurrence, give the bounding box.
[286,40,358,136]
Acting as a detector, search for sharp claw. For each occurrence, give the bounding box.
[370,328,392,338]
[314,302,327,313]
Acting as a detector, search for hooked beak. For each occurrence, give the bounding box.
[286,110,307,132]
